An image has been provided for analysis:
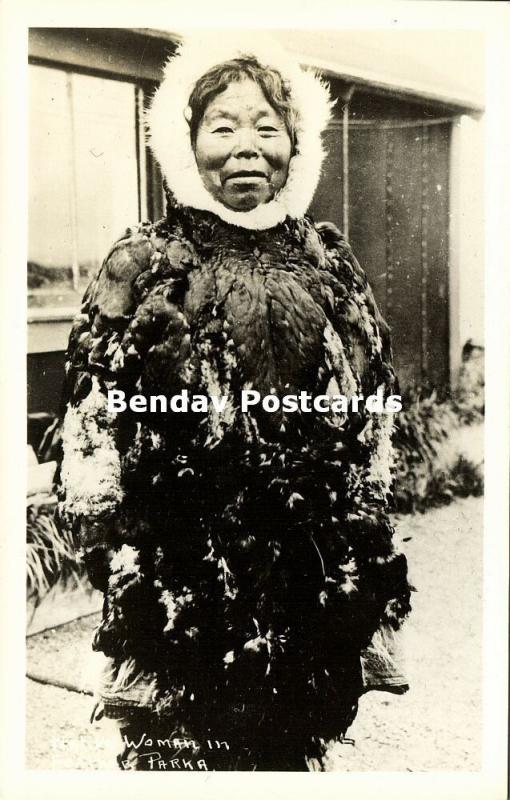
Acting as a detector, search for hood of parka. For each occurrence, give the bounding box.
[146,33,334,230]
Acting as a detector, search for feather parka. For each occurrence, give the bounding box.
[56,35,410,769]
[57,200,410,767]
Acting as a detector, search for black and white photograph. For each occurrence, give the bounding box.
[1,2,509,798]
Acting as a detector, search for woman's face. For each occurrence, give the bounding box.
[193,79,293,212]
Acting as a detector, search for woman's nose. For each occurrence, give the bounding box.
[232,128,260,158]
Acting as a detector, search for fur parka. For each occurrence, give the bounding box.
[56,34,410,770]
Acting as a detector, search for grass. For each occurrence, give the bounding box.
[26,504,84,609]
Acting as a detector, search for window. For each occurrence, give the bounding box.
[28,64,145,313]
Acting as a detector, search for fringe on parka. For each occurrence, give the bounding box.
[56,34,411,770]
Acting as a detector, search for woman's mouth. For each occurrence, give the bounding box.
[225,171,267,184]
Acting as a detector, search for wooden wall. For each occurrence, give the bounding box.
[310,82,452,389]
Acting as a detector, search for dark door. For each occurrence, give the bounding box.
[310,88,452,390]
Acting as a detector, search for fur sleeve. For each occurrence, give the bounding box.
[314,219,411,628]
[57,226,154,554]
[313,220,398,505]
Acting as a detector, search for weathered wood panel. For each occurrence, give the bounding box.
[348,127,388,316]
[425,124,451,387]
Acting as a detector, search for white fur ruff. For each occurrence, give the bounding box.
[146,32,334,230]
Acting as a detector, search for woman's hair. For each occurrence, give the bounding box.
[187,57,297,149]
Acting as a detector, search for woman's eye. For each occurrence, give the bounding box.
[213,126,234,134]
[258,126,278,134]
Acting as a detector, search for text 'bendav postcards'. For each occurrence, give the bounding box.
[107,389,403,414]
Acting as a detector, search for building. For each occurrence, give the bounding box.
[27,27,484,416]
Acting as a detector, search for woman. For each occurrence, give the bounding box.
[57,34,411,771]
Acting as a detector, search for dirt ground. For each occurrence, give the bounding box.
[25,495,483,771]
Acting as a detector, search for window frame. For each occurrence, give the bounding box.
[27,52,164,351]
